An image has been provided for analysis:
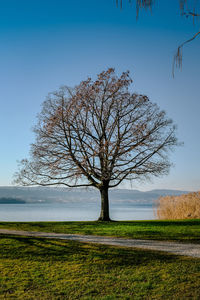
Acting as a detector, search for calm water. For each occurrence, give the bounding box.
[0,202,154,222]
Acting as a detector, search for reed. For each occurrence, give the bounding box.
[156,191,200,220]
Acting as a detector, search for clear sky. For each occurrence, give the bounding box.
[0,0,199,191]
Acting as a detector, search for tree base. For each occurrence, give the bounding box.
[97,217,113,222]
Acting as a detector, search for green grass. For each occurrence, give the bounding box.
[0,235,200,299]
[0,219,200,242]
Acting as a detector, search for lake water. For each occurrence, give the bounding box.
[0,202,155,222]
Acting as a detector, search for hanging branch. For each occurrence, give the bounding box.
[173,30,200,77]
[116,1,200,75]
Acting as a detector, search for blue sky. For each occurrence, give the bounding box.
[0,0,199,191]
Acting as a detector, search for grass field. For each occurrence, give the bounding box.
[1,220,200,299]
[0,219,200,242]
[0,234,200,299]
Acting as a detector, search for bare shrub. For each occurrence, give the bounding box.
[156,191,200,220]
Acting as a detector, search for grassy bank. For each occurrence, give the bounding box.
[0,219,200,242]
[0,235,200,299]
[0,220,200,243]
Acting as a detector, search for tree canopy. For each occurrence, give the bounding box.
[14,68,178,220]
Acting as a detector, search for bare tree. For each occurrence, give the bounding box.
[14,68,178,221]
[116,0,200,75]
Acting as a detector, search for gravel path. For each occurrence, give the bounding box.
[0,229,200,258]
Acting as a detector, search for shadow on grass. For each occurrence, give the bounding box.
[0,234,180,269]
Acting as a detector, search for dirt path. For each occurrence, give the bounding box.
[0,228,200,258]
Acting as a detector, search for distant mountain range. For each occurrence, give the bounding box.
[0,186,189,205]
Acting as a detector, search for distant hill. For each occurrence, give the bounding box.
[0,197,26,204]
[0,186,190,205]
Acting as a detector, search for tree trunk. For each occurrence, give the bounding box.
[98,187,111,221]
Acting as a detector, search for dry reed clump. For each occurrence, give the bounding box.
[155,191,200,220]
